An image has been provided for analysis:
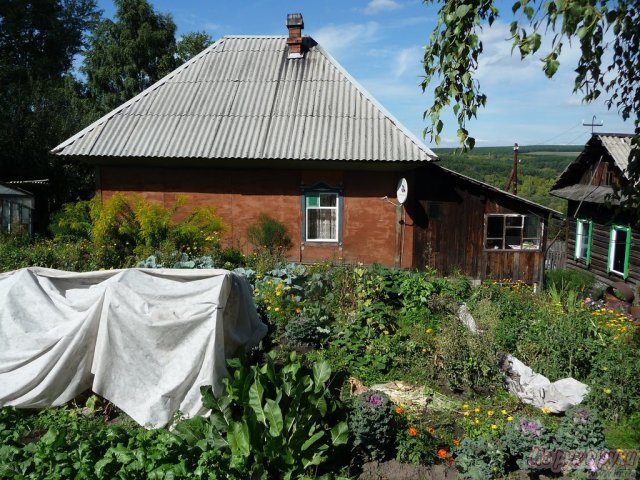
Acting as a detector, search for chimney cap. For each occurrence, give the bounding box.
[287,13,304,28]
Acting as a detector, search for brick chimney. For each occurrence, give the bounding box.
[286,13,304,59]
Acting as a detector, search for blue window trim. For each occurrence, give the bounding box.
[301,183,343,245]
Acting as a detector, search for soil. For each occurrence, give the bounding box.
[359,460,458,480]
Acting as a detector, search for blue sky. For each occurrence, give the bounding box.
[96,0,631,147]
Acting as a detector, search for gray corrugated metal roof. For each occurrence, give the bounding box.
[0,182,32,197]
[550,185,619,204]
[438,165,561,216]
[598,134,632,175]
[52,36,436,163]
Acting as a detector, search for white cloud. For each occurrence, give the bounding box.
[394,47,420,78]
[202,22,220,32]
[363,0,402,15]
[310,22,379,58]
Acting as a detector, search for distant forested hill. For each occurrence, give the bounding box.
[433,146,578,213]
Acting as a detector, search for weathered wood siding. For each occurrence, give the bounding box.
[565,200,640,291]
[411,165,549,284]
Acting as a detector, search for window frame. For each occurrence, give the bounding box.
[484,213,543,251]
[301,184,343,244]
[607,225,631,279]
[574,219,593,265]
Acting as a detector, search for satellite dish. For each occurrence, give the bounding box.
[396,178,408,204]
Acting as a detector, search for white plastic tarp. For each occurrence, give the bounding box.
[0,267,266,427]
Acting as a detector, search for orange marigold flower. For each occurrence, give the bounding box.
[427,426,435,433]
[452,438,461,447]
[437,448,448,459]
[395,407,404,415]
[408,426,418,437]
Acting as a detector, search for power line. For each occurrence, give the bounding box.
[531,122,582,145]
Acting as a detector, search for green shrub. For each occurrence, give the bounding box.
[349,391,398,461]
[0,234,98,272]
[51,193,228,268]
[586,331,640,419]
[432,316,502,394]
[49,199,93,241]
[545,268,595,296]
[246,213,293,257]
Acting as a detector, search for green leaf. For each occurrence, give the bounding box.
[301,431,324,451]
[200,385,217,410]
[314,395,328,416]
[302,452,327,468]
[264,399,284,437]
[41,428,65,448]
[331,422,349,446]
[455,4,472,18]
[173,416,208,446]
[111,446,135,465]
[227,421,250,461]
[512,1,521,13]
[577,26,589,39]
[544,58,560,77]
[312,361,331,389]
[248,377,266,424]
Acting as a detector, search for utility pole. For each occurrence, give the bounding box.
[504,143,519,195]
[583,115,603,134]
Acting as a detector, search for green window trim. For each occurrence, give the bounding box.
[574,219,593,265]
[607,225,632,279]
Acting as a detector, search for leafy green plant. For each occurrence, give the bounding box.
[545,269,595,297]
[246,214,293,258]
[454,435,507,479]
[349,391,398,461]
[285,303,331,349]
[432,317,501,394]
[554,406,606,452]
[502,416,553,471]
[180,352,348,479]
[49,199,93,241]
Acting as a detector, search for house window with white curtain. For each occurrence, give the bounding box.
[608,225,631,278]
[305,191,339,242]
[575,219,593,264]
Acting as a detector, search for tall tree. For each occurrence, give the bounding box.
[0,0,100,203]
[82,0,177,113]
[176,31,213,64]
[421,0,639,215]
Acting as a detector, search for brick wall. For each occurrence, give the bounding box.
[99,166,412,267]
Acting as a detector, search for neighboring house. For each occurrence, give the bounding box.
[0,182,34,234]
[53,14,557,283]
[550,133,639,289]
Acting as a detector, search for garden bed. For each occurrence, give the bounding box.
[1,229,640,478]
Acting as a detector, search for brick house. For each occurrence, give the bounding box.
[53,14,557,283]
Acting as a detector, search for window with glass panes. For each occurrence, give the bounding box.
[575,219,593,264]
[608,225,631,278]
[484,214,542,250]
[305,192,339,241]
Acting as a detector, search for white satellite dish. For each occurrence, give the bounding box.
[396,178,408,204]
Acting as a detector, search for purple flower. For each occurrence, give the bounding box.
[366,394,383,407]
[588,458,598,473]
[520,419,542,437]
